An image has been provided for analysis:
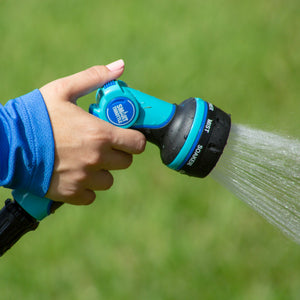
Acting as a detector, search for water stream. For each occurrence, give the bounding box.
[211,124,300,243]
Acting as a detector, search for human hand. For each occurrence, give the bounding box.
[41,60,146,205]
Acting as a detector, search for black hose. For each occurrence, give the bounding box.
[0,199,39,256]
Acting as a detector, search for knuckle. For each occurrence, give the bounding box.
[85,151,102,167]
[124,154,133,169]
[86,65,108,84]
[62,190,96,206]
[52,79,70,98]
[135,134,147,154]
[74,170,89,184]
[102,171,114,190]
[81,191,96,205]
[59,190,81,205]
[86,123,113,145]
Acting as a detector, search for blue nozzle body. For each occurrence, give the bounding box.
[90,80,176,129]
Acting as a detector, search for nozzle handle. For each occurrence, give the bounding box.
[12,190,55,221]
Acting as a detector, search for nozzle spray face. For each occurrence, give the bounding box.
[90,80,231,178]
[141,97,231,178]
[175,99,231,177]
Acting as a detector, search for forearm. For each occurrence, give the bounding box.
[0,90,54,196]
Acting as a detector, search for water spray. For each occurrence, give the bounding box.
[211,124,300,243]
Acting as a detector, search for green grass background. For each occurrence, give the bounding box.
[0,0,299,299]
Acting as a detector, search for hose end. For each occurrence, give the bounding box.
[0,199,39,256]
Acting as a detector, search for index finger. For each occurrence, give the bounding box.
[41,61,125,103]
[62,64,124,101]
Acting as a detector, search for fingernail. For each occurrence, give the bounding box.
[106,59,125,72]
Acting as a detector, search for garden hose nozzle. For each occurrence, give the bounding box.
[90,80,231,178]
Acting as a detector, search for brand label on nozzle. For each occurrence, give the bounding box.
[106,97,137,127]
[187,144,203,166]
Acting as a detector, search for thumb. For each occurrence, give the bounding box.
[41,59,125,103]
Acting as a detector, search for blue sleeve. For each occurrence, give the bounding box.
[0,89,54,197]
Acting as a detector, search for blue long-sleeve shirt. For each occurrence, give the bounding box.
[0,89,54,197]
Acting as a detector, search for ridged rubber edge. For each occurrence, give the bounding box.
[180,104,231,177]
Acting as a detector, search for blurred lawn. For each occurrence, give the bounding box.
[0,0,299,299]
